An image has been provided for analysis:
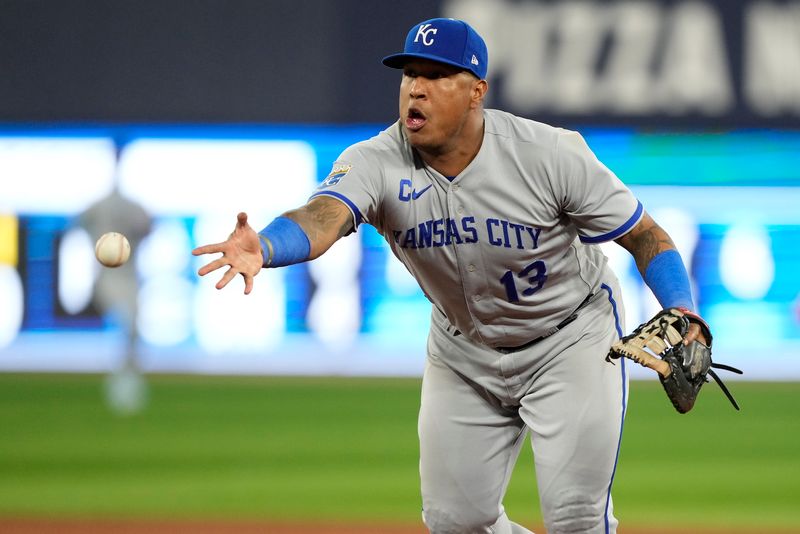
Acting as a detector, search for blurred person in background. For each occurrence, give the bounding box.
[77,137,153,415]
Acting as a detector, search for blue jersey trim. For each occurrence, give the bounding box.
[309,191,364,228]
[601,282,626,534]
[580,201,643,244]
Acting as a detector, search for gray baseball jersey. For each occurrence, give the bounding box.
[311,108,642,348]
[311,108,639,533]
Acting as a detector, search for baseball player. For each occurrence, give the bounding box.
[78,140,153,414]
[194,18,706,534]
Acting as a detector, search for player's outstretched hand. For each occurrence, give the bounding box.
[192,212,263,294]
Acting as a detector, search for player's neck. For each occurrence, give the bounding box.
[418,117,485,178]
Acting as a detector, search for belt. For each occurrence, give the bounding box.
[494,293,594,355]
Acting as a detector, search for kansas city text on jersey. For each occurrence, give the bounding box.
[392,215,543,250]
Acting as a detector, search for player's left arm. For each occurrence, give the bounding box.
[613,211,672,275]
[614,210,706,345]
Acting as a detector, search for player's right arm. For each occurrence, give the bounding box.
[283,195,355,259]
[192,196,353,294]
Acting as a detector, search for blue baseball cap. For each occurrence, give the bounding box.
[382,18,488,79]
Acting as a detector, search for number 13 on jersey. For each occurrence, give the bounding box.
[500,260,548,302]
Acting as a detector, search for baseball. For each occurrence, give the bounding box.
[95,232,131,268]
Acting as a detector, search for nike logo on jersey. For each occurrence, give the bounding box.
[398,179,433,202]
[411,184,433,199]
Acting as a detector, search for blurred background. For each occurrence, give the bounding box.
[1,0,799,532]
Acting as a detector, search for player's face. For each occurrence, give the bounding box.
[399,60,483,155]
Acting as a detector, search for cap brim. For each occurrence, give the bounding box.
[382,53,481,78]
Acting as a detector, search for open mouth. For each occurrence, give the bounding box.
[405,108,427,131]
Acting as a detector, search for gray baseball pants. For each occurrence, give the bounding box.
[419,280,628,534]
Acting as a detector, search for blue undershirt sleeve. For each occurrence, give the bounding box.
[258,216,311,267]
[643,249,695,310]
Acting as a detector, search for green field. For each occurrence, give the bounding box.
[1,374,798,530]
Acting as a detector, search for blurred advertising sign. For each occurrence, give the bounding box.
[1,127,799,377]
[445,0,800,127]
[2,0,798,126]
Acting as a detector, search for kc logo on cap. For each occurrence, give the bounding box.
[414,23,438,46]
[382,18,489,80]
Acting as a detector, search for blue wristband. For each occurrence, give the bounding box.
[643,249,695,310]
[258,216,311,267]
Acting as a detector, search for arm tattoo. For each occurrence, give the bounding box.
[288,197,353,244]
[619,216,676,276]
[336,218,352,238]
[630,227,673,274]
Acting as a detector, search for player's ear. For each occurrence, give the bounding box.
[471,79,488,108]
